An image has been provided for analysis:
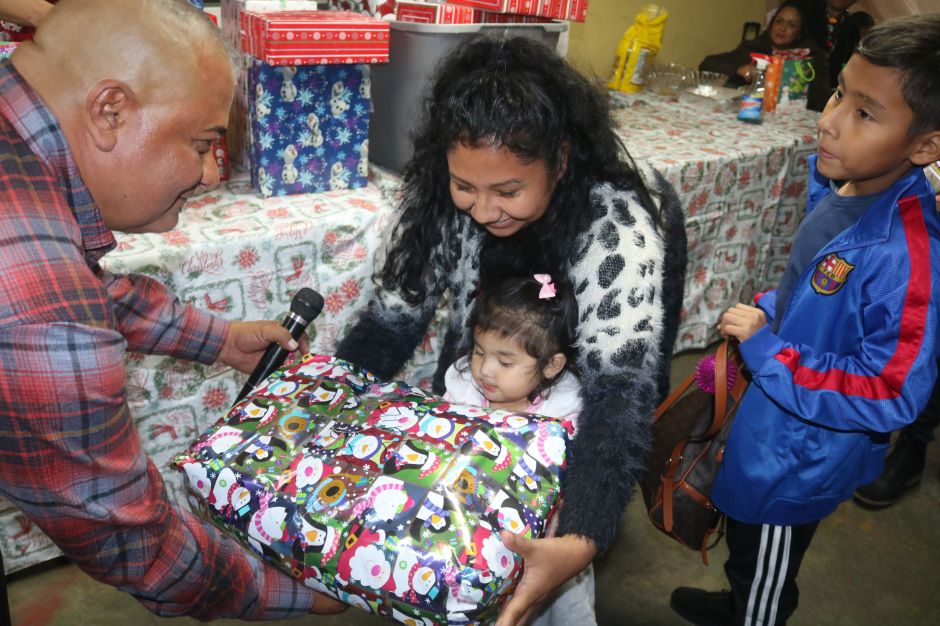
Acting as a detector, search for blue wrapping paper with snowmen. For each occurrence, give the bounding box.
[173,354,569,625]
[247,61,370,197]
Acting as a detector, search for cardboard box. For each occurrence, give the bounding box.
[395,1,480,24]
[174,354,566,625]
[241,10,390,65]
[247,61,371,196]
[447,0,587,22]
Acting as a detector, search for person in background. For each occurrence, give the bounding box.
[0,0,346,619]
[0,0,52,27]
[443,274,593,626]
[699,0,831,111]
[848,9,875,37]
[674,15,940,626]
[800,0,861,89]
[335,35,687,626]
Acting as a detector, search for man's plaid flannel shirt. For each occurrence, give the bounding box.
[0,60,316,619]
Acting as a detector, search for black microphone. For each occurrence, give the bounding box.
[234,287,324,404]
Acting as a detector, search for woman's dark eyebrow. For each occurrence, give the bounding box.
[449,173,525,188]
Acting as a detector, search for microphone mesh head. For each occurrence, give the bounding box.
[290,288,324,321]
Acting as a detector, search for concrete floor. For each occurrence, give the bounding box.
[6,349,940,625]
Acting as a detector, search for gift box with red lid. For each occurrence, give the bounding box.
[240,10,388,196]
[241,10,389,66]
[447,0,587,22]
[395,1,480,24]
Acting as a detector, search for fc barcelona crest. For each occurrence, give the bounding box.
[812,253,855,295]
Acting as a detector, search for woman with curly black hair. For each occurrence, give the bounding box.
[336,35,687,624]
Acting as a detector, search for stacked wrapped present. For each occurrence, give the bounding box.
[221,1,389,197]
[174,353,570,625]
[386,0,588,24]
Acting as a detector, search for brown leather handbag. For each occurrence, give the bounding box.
[640,340,748,564]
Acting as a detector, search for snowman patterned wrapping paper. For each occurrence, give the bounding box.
[173,353,569,625]
[247,61,371,197]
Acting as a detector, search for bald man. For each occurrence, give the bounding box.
[0,0,343,619]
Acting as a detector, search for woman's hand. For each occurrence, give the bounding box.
[736,63,756,83]
[495,532,596,626]
[216,320,309,374]
[311,592,347,615]
[718,303,766,342]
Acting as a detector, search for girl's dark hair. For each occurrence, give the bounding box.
[465,274,578,400]
[856,14,940,139]
[379,35,658,303]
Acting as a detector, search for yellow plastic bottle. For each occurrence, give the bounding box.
[608,4,669,93]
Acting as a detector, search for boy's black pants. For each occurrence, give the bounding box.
[724,517,819,626]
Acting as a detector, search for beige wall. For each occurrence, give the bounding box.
[568,0,769,80]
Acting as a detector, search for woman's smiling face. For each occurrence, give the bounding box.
[446,142,561,238]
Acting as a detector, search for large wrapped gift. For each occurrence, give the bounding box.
[173,354,569,625]
[446,0,587,22]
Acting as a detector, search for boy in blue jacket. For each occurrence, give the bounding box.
[671,14,940,626]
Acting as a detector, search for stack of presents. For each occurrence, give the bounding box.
[219,0,588,197]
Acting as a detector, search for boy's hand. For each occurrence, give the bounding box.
[718,303,766,342]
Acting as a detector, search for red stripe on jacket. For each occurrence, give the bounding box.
[775,195,930,399]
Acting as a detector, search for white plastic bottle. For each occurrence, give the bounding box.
[737,56,769,124]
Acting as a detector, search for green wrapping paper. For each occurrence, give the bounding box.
[173,353,569,625]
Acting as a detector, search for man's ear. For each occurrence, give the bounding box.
[84,80,133,153]
[910,130,940,167]
[542,353,567,380]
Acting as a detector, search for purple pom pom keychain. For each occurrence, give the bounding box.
[693,353,738,395]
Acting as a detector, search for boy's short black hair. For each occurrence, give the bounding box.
[856,14,940,138]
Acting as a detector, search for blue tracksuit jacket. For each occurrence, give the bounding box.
[712,157,940,525]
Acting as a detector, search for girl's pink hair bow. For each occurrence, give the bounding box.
[534,274,556,299]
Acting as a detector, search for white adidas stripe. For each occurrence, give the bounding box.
[745,524,792,626]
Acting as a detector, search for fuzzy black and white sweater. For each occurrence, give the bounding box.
[337,175,686,552]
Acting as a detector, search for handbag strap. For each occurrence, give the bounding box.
[702,339,746,438]
[655,364,698,421]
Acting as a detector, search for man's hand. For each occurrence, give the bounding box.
[216,320,309,374]
[495,532,596,626]
[718,303,766,342]
[0,0,54,27]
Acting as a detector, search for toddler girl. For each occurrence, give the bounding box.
[444,274,595,626]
